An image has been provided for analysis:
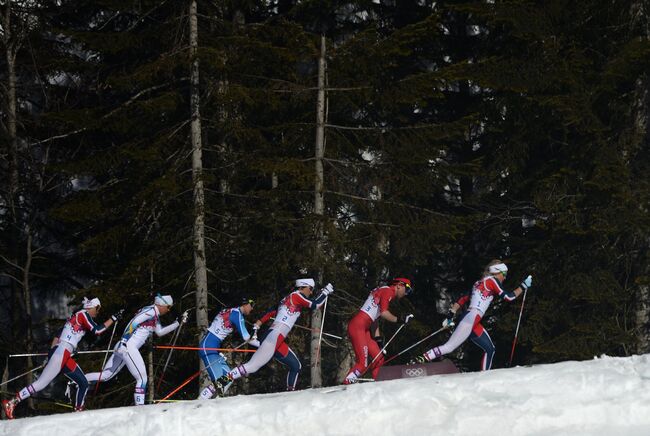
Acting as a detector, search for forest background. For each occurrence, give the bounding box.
[1,0,649,414]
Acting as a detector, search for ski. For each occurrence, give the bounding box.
[321,378,375,394]
[321,386,347,394]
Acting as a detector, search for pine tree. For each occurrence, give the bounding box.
[448,0,650,365]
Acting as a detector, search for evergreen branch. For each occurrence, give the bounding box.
[324,158,374,167]
[101,83,174,120]
[329,288,364,306]
[270,86,373,93]
[238,74,371,93]
[166,120,191,142]
[0,253,25,273]
[203,235,222,247]
[239,74,309,90]
[29,128,87,146]
[324,190,450,217]
[326,86,373,92]
[31,83,174,146]
[350,220,401,228]
[203,188,264,200]
[204,224,239,238]
[0,272,24,287]
[126,0,172,32]
[325,123,442,131]
[96,11,121,31]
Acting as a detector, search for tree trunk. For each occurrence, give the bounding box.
[3,0,34,408]
[310,34,327,388]
[634,75,649,354]
[632,0,650,355]
[189,0,210,391]
[3,0,19,217]
[148,345,154,404]
[148,267,156,403]
[23,227,34,408]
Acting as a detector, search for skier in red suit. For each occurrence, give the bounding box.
[344,278,413,384]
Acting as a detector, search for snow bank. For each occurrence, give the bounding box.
[3,354,650,436]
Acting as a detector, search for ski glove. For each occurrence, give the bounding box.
[252,325,259,341]
[520,275,533,291]
[441,310,455,328]
[373,336,385,350]
[321,283,334,296]
[111,309,125,322]
[180,310,190,324]
[248,338,261,348]
[442,318,455,329]
[398,313,414,325]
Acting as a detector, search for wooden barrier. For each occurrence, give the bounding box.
[375,360,459,381]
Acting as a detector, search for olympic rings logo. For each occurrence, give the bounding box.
[404,367,426,377]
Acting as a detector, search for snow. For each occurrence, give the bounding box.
[3,354,650,436]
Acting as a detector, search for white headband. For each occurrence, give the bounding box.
[155,294,174,306]
[295,278,315,288]
[488,263,508,274]
[82,297,101,309]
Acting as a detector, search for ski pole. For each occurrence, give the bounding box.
[360,322,408,378]
[509,287,528,366]
[9,350,114,358]
[156,339,253,403]
[94,321,119,394]
[156,368,200,403]
[1,363,46,387]
[315,296,328,363]
[154,345,255,352]
[382,326,448,366]
[155,316,186,396]
[8,353,49,358]
[155,351,228,403]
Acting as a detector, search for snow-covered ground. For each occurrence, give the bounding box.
[3,354,650,436]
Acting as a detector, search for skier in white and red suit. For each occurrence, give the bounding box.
[414,260,532,370]
[2,297,120,419]
[343,278,413,385]
[85,294,184,406]
[250,305,304,391]
[216,278,333,389]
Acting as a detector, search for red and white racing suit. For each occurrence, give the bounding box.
[424,276,517,369]
[16,310,109,405]
[345,285,397,382]
[228,290,327,380]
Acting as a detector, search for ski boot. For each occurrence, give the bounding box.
[409,348,440,365]
[2,397,18,420]
[215,374,233,396]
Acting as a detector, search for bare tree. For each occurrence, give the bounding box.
[630,0,650,354]
[0,0,35,406]
[189,0,210,390]
[310,34,327,388]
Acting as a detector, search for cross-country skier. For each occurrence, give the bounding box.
[85,294,187,405]
[215,278,333,391]
[197,297,259,399]
[249,303,306,391]
[343,278,414,385]
[2,297,122,419]
[413,260,532,370]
